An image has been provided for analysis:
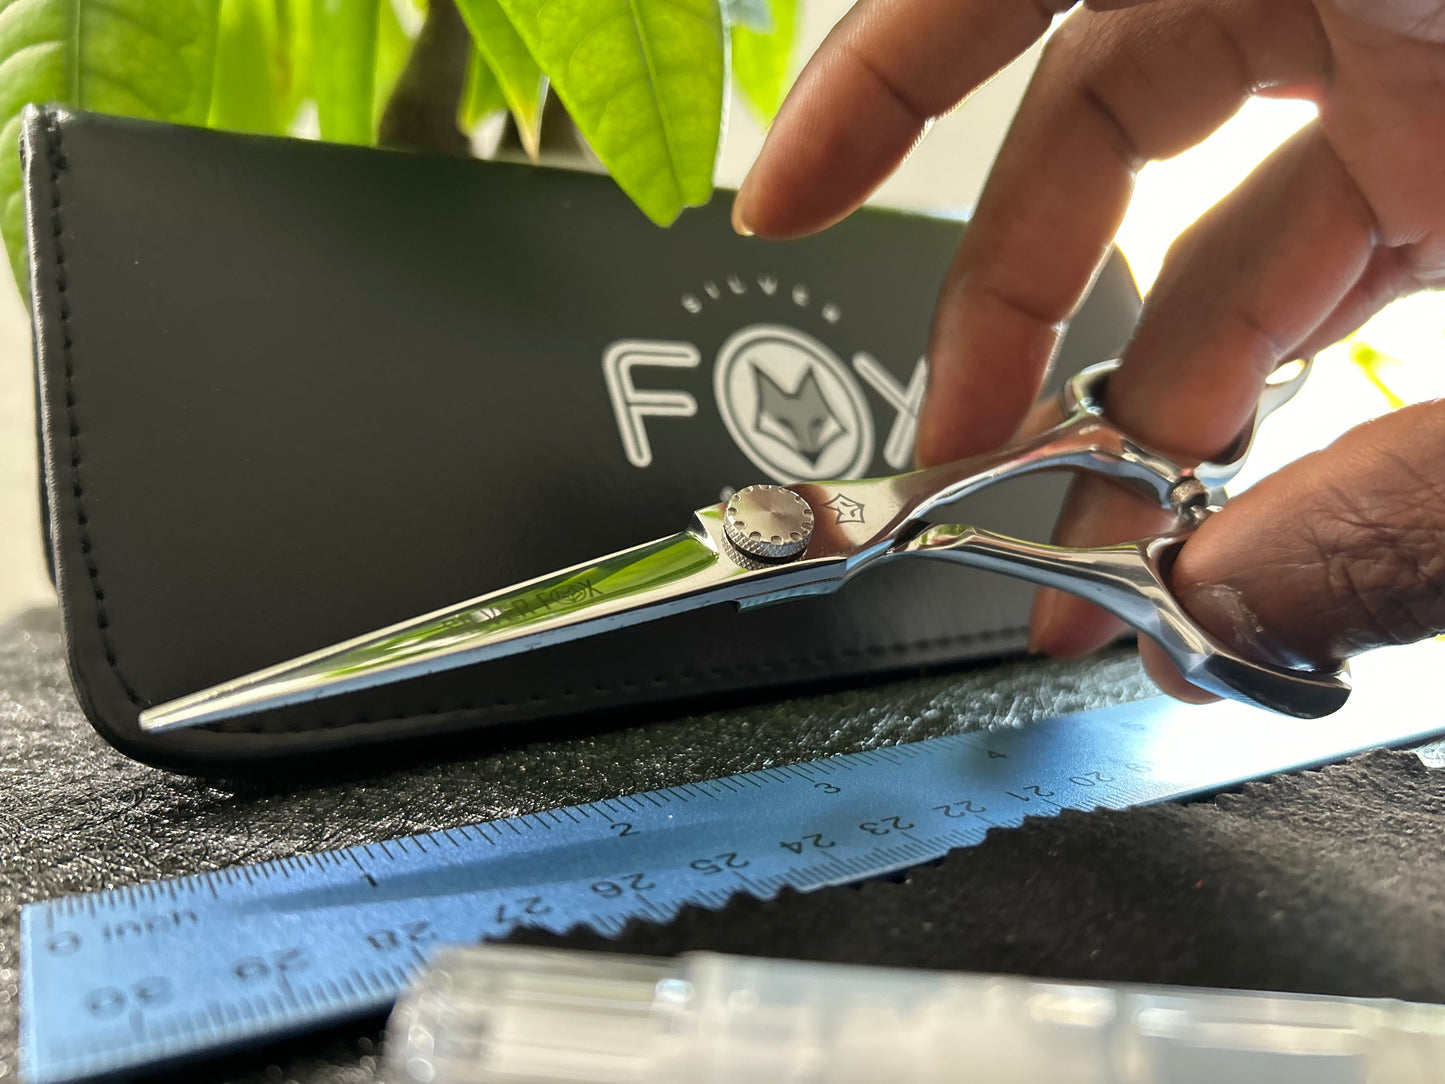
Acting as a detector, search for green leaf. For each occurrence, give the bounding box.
[731,0,796,124]
[209,0,288,135]
[371,0,413,129]
[494,0,725,225]
[311,0,417,144]
[454,0,545,160]
[277,0,314,117]
[311,0,378,143]
[459,48,506,131]
[0,0,222,295]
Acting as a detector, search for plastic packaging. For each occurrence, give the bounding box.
[385,944,1445,1083]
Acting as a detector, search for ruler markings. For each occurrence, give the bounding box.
[21,660,1445,1084]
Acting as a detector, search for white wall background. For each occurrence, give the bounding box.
[0,281,38,622]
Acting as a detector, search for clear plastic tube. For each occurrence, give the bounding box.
[385,945,1445,1084]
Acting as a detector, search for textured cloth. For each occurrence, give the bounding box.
[0,606,1145,1082]
[1,606,1442,1081]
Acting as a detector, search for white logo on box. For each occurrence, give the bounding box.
[602,276,926,482]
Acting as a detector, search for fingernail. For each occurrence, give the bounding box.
[911,373,940,468]
[730,187,755,237]
[1027,590,1059,655]
[911,409,934,469]
[1184,582,1298,668]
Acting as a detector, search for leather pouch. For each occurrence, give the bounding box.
[23,105,1140,771]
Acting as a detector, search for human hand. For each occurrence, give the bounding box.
[732,0,1445,700]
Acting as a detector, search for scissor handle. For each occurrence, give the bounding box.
[899,357,1311,533]
[899,524,1351,719]
[1061,357,1313,499]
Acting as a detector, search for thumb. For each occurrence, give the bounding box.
[1142,399,1445,699]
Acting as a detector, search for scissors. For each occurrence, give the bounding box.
[140,358,1350,733]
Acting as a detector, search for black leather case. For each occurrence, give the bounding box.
[23,105,1140,771]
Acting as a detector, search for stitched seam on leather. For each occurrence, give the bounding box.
[45,114,146,708]
[238,624,1030,735]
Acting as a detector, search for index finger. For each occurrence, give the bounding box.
[730,0,1163,240]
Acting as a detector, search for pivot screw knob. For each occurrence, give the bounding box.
[724,485,814,561]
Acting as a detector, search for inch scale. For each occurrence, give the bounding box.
[20,644,1445,1084]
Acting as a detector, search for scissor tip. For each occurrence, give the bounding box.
[138,684,281,732]
[137,702,208,733]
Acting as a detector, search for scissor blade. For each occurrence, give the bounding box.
[140,528,762,732]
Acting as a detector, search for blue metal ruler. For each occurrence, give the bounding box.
[20,646,1444,1083]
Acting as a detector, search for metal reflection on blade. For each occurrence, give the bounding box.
[140,528,744,733]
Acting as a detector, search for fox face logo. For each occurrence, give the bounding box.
[604,320,926,483]
[712,325,874,482]
[751,364,846,467]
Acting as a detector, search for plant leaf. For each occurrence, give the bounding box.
[460,48,507,131]
[722,0,771,33]
[454,0,545,160]
[0,0,222,295]
[731,0,796,124]
[311,0,378,143]
[209,0,288,134]
[312,0,418,144]
[277,0,314,118]
[371,0,414,129]
[494,0,725,224]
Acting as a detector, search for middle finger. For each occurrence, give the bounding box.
[915,0,1331,467]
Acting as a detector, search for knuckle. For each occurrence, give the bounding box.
[837,41,933,125]
[1306,461,1445,653]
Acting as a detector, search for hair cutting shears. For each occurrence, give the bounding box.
[139,358,1349,732]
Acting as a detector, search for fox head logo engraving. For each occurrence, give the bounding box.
[750,364,845,467]
[605,318,926,483]
[709,324,876,482]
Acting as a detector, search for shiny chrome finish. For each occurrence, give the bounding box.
[899,524,1350,720]
[140,522,838,733]
[723,485,815,560]
[139,356,1344,732]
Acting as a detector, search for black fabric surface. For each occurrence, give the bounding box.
[2,604,1443,1083]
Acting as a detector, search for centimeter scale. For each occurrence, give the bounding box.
[21,644,1445,1084]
